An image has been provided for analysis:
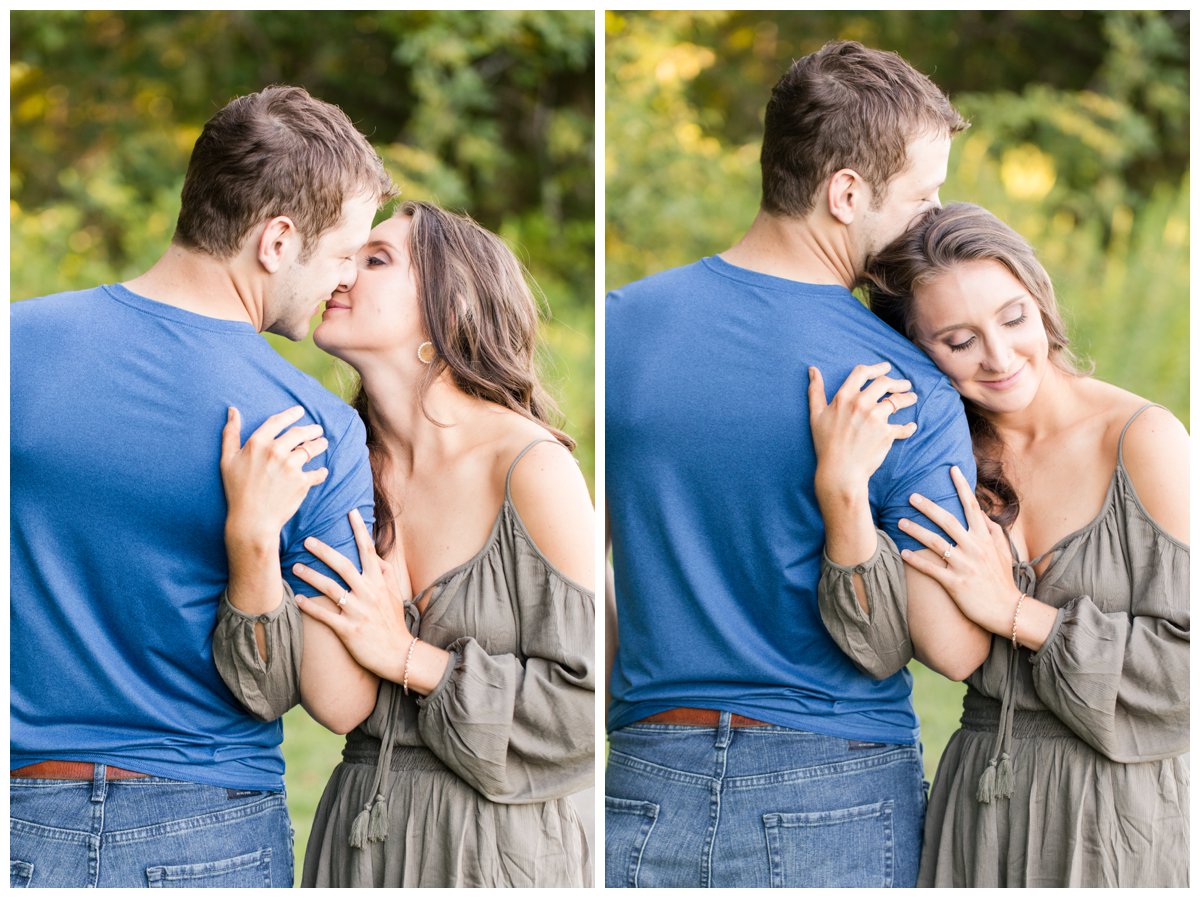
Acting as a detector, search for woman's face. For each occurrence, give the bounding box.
[912,259,1050,415]
[313,214,423,360]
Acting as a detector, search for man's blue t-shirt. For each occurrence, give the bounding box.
[11,284,375,790]
[606,256,976,743]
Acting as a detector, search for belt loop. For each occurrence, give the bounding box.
[715,711,733,749]
[90,764,107,803]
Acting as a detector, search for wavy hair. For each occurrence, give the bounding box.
[353,200,574,556]
[865,202,1090,527]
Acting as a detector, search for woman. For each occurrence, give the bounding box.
[213,201,595,887]
[811,203,1188,887]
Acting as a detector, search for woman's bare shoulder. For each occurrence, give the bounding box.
[490,414,595,588]
[1094,383,1189,543]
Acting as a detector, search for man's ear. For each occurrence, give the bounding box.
[257,215,299,273]
[826,168,867,225]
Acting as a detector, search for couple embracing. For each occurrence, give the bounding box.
[605,41,1187,888]
[12,86,594,888]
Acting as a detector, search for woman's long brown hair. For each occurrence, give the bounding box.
[864,202,1090,528]
[353,200,574,556]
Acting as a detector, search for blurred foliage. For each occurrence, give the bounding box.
[10,9,595,483]
[606,10,1188,428]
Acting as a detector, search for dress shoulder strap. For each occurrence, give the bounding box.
[1116,402,1163,468]
[504,437,568,499]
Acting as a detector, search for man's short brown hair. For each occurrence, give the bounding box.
[760,41,967,218]
[173,85,396,260]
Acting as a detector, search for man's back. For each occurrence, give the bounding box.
[11,284,373,789]
[606,256,974,743]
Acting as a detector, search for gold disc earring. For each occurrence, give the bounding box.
[417,341,436,364]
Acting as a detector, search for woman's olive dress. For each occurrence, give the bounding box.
[214,440,595,887]
[818,405,1188,887]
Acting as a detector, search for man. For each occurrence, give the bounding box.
[605,42,988,887]
[11,86,395,888]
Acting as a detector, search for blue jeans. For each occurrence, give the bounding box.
[10,768,293,888]
[605,714,926,888]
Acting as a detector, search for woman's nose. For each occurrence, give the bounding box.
[980,333,1015,373]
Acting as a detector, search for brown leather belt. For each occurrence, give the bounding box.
[637,707,771,727]
[11,761,149,780]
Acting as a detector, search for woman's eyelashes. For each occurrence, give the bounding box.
[947,309,1028,352]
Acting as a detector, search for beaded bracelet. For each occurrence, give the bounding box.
[402,636,421,696]
[1010,593,1028,650]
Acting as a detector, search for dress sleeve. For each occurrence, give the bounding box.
[212,580,303,722]
[415,572,596,804]
[817,529,912,679]
[1029,534,1189,762]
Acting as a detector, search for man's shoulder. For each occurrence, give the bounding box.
[12,286,107,322]
[258,359,363,444]
[607,259,712,304]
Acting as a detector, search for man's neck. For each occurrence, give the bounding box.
[123,243,262,330]
[720,209,857,289]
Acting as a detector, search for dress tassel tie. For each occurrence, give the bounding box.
[348,680,402,848]
[978,554,1032,804]
[348,603,423,849]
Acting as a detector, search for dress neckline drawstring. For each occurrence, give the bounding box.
[977,552,1036,804]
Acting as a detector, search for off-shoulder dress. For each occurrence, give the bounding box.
[213,439,595,887]
[817,405,1188,887]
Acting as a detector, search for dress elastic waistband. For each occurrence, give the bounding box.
[341,731,449,772]
[960,689,1075,739]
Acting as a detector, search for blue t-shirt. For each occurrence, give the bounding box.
[606,256,976,743]
[11,284,375,789]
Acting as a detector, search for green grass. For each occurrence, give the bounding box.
[280,708,346,882]
[909,662,968,780]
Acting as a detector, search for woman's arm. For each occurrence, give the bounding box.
[899,467,1059,651]
[810,365,990,680]
[216,405,378,732]
[298,443,595,802]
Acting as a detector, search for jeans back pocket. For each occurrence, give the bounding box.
[604,796,659,888]
[146,848,273,888]
[763,799,894,887]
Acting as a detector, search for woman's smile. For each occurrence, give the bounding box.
[977,362,1026,391]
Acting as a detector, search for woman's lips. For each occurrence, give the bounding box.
[979,363,1025,390]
